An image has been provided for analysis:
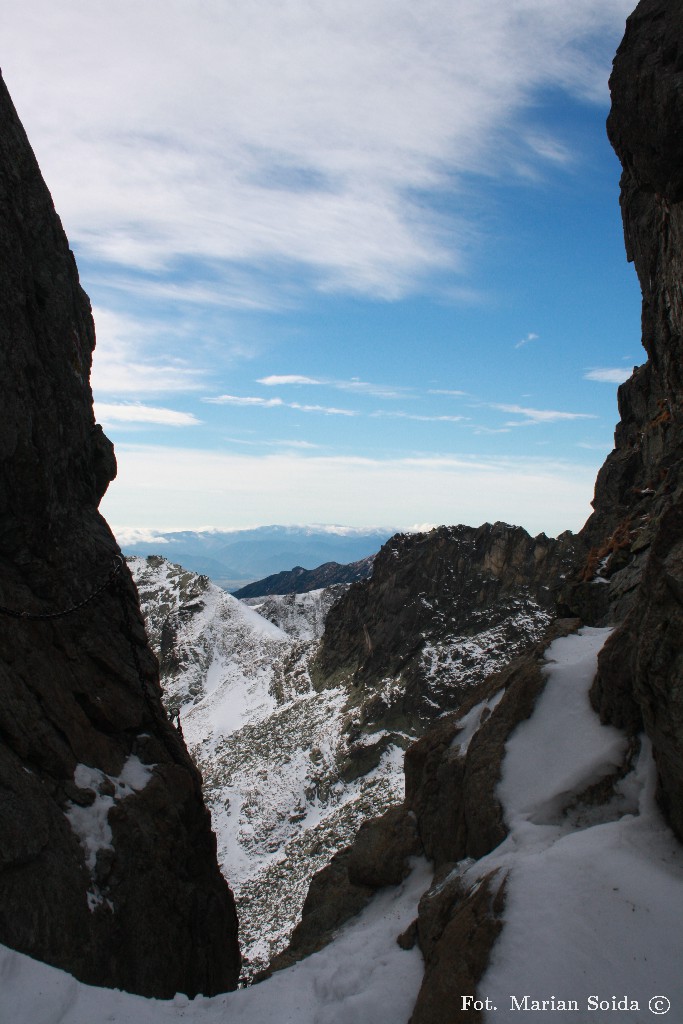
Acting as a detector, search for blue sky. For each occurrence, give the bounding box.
[3,0,640,539]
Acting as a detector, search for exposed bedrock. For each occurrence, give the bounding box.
[0,71,240,997]
[582,0,683,842]
[313,522,582,724]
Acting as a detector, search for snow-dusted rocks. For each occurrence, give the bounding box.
[130,556,408,975]
[131,539,571,976]
[6,621,683,1024]
[315,523,582,731]
[65,755,154,911]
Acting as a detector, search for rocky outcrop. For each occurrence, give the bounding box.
[232,556,374,598]
[313,523,581,730]
[269,619,579,982]
[0,72,240,996]
[408,869,507,1024]
[577,0,683,842]
[566,0,683,627]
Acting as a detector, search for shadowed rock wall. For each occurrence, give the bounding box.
[585,0,683,841]
[0,71,240,997]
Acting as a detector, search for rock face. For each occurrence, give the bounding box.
[314,522,582,731]
[567,0,683,627]
[581,0,683,842]
[0,72,240,997]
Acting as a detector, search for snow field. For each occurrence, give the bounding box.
[475,627,683,1021]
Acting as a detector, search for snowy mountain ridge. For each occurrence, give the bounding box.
[129,548,554,976]
[129,555,407,975]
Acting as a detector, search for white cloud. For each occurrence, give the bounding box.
[257,375,407,399]
[289,402,357,417]
[96,403,201,427]
[227,437,321,450]
[101,444,598,537]
[2,1,632,301]
[91,308,206,397]
[515,332,540,349]
[584,367,633,384]
[204,394,356,416]
[493,403,597,425]
[258,375,322,386]
[372,411,467,423]
[204,395,285,408]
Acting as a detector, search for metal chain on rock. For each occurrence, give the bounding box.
[0,554,125,620]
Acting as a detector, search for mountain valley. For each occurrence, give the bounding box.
[129,529,567,975]
[2,2,683,1021]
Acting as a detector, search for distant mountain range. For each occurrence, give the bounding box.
[118,525,394,590]
[232,556,375,598]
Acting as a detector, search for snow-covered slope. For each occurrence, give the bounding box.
[0,859,432,1024]
[243,587,345,642]
[4,628,683,1023]
[130,557,407,975]
[477,629,683,1016]
[129,553,559,976]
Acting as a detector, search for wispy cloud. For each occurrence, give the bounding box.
[493,403,597,425]
[204,394,356,416]
[226,437,321,450]
[258,375,321,386]
[3,1,632,302]
[514,332,539,350]
[290,402,356,416]
[372,411,467,423]
[584,367,633,384]
[91,308,206,397]
[429,389,468,397]
[204,395,284,408]
[257,374,407,399]
[95,402,201,427]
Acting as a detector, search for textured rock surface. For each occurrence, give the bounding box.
[0,72,240,997]
[566,0,683,628]
[409,869,507,1024]
[580,0,683,842]
[314,522,581,731]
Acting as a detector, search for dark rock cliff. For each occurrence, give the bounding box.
[568,0,683,628]
[0,71,240,997]
[313,522,582,730]
[584,0,683,842]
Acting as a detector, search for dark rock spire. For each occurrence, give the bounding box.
[0,70,240,997]
[584,0,683,841]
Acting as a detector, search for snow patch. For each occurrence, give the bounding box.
[450,689,504,756]
[65,754,154,910]
[0,858,432,1024]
